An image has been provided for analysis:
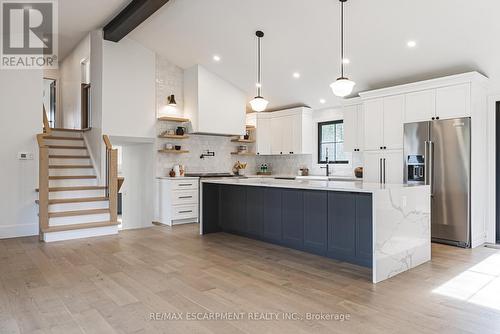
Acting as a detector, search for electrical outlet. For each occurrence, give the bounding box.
[17,152,33,160]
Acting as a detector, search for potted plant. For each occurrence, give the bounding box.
[233,161,247,176]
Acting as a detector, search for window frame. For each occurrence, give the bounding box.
[317,120,348,164]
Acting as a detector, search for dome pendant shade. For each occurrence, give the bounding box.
[330,77,355,97]
[249,96,269,112]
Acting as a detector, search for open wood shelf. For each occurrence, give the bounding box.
[246,125,256,130]
[231,152,256,156]
[231,138,255,143]
[158,134,189,139]
[157,116,190,123]
[158,149,189,154]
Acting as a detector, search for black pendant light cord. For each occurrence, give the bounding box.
[340,0,344,78]
[256,31,264,97]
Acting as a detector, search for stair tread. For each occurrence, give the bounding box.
[48,208,109,218]
[36,197,109,204]
[49,165,93,169]
[44,136,84,140]
[49,155,90,159]
[48,145,87,149]
[36,186,107,192]
[49,175,97,180]
[42,221,118,233]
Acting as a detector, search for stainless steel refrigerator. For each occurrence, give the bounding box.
[403,117,471,247]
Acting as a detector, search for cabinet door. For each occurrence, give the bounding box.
[290,113,302,154]
[405,90,436,123]
[363,151,383,183]
[342,105,358,152]
[356,105,365,151]
[280,115,294,155]
[263,188,282,242]
[383,150,404,184]
[245,186,263,237]
[355,193,373,265]
[327,192,356,260]
[363,99,384,151]
[256,117,271,155]
[270,117,283,155]
[383,95,404,150]
[282,189,304,248]
[303,191,327,255]
[220,185,245,233]
[436,84,471,120]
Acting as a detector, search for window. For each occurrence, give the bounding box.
[318,120,348,164]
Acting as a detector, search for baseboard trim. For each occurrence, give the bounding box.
[0,223,38,239]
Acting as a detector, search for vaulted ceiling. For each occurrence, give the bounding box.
[128,0,500,110]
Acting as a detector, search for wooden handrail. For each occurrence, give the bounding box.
[102,134,118,223]
[103,135,112,150]
[42,105,52,135]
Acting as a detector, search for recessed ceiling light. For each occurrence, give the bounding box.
[407,40,417,48]
[342,58,350,64]
[320,99,326,104]
[213,55,221,62]
[293,72,301,79]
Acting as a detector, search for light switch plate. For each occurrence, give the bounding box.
[18,152,33,160]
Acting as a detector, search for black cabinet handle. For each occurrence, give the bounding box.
[179,184,192,187]
[384,146,387,149]
[179,210,193,214]
[436,116,440,120]
[280,152,283,154]
[179,196,193,199]
[432,117,435,120]
[380,146,383,150]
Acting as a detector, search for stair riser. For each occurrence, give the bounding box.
[49,189,106,200]
[49,148,88,155]
[50,131,83,138]
[43,225,118,243]
[49,201,109,212]
[49,213,110,226]
[50,158,91,165]
[49,179,98,187]
[44,139,85,147]
[49,168,95,176]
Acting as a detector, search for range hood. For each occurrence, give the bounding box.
[184,65,246,136]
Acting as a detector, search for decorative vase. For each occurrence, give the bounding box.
[176,127,185,136]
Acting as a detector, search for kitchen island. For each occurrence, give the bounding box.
[200,178,430,283]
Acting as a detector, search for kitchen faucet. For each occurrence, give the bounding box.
[320,148,330,176]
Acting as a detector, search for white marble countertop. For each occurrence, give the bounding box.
[157,176,200,180]
[201,177,427,194]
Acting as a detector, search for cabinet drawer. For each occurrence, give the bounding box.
[171,179,199,190]
[172,204,198,220]
[172,189,198,205]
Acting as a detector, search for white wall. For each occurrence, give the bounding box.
[0,70,43,238]
[60,34,90,129]
[102,37,156,138]
[118,143,155,230]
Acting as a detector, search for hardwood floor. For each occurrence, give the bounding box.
[1,224,500,334]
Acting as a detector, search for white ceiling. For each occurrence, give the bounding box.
[129,0,500,110]
[58,0,130,60]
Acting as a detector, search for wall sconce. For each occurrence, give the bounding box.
[167,94,177,106]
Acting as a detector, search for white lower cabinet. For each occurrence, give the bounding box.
[363,150,403,184]
[159,177,199,226]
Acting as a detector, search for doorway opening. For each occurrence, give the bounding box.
[496,101,500,244]
[80,59,91,129]
[43,78,57,127]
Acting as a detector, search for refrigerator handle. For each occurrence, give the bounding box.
[379,158,383,184]
[424,141,429,185]
[383,158,386,184]
[428,141,434,195]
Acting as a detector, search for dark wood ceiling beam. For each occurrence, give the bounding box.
[103,0,170,42]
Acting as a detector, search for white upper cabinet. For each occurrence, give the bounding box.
[255,107,312,156]
[383,150,404,184]
[436,84,471,120]
[383,95,404,150]
[363,99,384,151]
[405,90,436,123]
[343,103,364,152]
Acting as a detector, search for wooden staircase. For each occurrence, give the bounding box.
[37,112,119,242]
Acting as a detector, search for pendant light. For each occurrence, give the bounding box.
[250,30,269,112]
[330,0,355,97]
